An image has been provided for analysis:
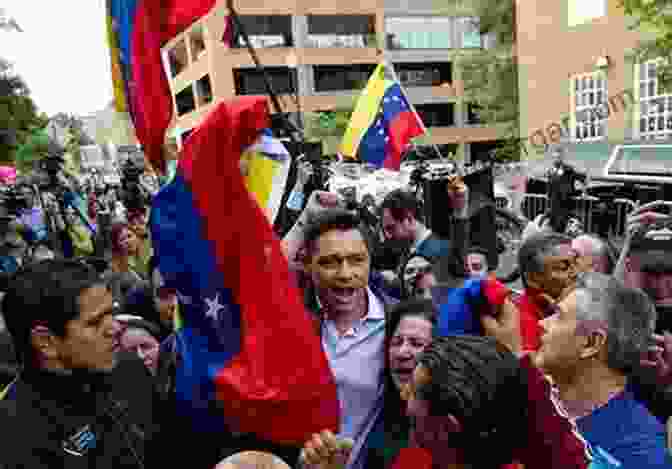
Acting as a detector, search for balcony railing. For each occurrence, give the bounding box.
[304,34,374,48]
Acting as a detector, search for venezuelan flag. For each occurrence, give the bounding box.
[105,0,219,173]
[105,0,136,114]
[149,96,339,442]
[340,62,425,170]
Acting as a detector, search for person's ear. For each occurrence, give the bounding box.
[30,325,61,361]
[579,328,607,360]
[526,270,545,291]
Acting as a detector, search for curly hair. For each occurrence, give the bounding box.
[416,335,528,468]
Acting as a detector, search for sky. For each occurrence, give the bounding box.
[0,1,113,117]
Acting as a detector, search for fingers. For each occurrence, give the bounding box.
[301,430,345,468]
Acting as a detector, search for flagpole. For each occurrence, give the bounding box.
[382,59,448,161]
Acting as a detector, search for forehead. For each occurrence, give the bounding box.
[543,244,577,264]
[467,253,486,263]
[407,257,430,269]
[313,229,368,257]
[395,316,433,338]
[77,284,113,321]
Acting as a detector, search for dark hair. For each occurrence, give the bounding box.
[2,259,106,365]
[303,209,371,257]
[518,232,572,287]
[380,189,422,222]
[399,254,435,299]
[417,335,527,468]
[384,299,438,447]
[110,222,133,255]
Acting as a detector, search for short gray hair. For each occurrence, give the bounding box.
[574,272,656,374]
[572,235,613,273]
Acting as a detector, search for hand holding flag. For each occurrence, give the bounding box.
[150,96,340,444]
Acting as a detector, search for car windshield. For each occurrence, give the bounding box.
[608,146,672,176]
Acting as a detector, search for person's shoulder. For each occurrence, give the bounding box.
[581,393,671,468]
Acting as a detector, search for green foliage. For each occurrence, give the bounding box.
[445,0,521,161]
[14,129,61,174]
[0,59,47,164]
[620,0,672,92]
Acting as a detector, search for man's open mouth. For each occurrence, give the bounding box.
[330,287,356,301]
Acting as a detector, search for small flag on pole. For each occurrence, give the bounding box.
[340,62,425,170]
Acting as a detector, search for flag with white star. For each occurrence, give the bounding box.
[150,97,340,444]
[340,63,425,170]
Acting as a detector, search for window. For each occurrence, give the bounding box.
[313,64,377,92]
[234,67,297,95]
[306,15,375,48]
[568,0,606,27]
[638,59,672,140]
[571,71,608,142]
[394,62,452,87]
[175,86,196,116]
[232,16,293,48]
[415,103,455,127]
[385,17,453,49]
[457,17,482,48]
[466,103,483,125]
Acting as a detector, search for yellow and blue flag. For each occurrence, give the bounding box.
[340,63,425,170]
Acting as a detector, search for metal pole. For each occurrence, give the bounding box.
[226,0,303,140]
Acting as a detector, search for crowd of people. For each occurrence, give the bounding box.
[0,164,672,469]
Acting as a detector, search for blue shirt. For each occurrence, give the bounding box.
[321,287,386,469]
[577,391,672,468]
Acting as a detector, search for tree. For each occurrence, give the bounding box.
[0,59,48,164]
[620,0,672,91]
[14,128,63,174]
[446,0,521,161]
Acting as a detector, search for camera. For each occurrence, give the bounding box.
[120,159,149,212]
[0,185,31,218]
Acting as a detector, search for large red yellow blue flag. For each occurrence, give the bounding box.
[149,96,340,443]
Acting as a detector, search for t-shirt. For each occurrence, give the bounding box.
[577,392,672,468]
[514,292,545,352]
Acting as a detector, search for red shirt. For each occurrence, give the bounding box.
[391,355,591,469]
[515,291,545,352]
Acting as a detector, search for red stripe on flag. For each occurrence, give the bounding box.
[180,97,340,444]
[384,110,425,171]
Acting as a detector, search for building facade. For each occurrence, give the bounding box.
[516,0,667,157]
[161,0,508,161]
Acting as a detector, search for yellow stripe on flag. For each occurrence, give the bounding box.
[339,63,394,158]
[106,13,128,113]
[242,151,282,221]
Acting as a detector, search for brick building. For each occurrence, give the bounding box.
[161,0,509,161]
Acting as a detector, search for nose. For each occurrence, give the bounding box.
[103,315,117,338]
[335,260,355,281]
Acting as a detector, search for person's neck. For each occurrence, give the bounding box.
[322,289,368,334]
[553,361,627,420]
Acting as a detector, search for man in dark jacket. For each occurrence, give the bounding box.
[0,259,162,469]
